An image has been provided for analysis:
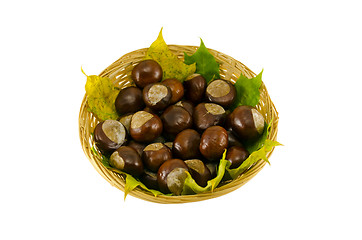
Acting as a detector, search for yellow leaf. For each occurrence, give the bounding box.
[146,28,196,81]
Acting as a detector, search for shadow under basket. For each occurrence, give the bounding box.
[79,45,279,204]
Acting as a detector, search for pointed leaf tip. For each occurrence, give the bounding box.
[81,66,88,77]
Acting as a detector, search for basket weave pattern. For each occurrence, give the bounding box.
[79,45,279,204]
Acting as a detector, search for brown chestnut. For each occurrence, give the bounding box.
[94,120,127,154]
[115,86,145,115]
[199,126,228,161]
[226,146,250,169]
[157,159,189,195]
[228,106,265,142]
[174,100,194,117]
[193,103,226,132]
[152,136,166,144]
[109,146,143,176]
[129,111,163,142]
[164,142,173,150]
[172,129,201,160]
[160,105,193,139]
[184,159,211,187]
[143,83,172,111]
[184,74,206,103]
[131,59,163,88]
[162,78,184,104]
[140,169,159,190]
[205,79,236,108]
[126,140,146,157]
[205,162,218,179]
[118,113,133,133]
[227,130,244,148]
[142,143,172,172]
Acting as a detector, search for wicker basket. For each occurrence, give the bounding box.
[79,45,279,204]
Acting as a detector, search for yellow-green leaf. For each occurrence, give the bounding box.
[182,150,231,195]
[82,68,119,120]
[145,28,196,81]
[226,139,282,179]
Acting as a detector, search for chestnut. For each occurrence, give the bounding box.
[199,126,228,161]
[94,120,127,154]
[160,105,193,139]
[157,159,189,195]
[205,162,218,179]
[228,106,265,142]
[193,103,226,132]
[164,142,173,150]
[205,79,236,108]
[109,146,143,176]
[143,83,172,111]
[174,100,194,117]
[172,129,201,160]
[162,78,184,104]
[184,74,206,103]
[140,169,159,190]
[142,143,172,172]
[226,146,250,169]
[118,113,133,133]
[152,136,166,144]
[227,130,244,148]
[126,140,146,157]
[184,159,211,187]
[115,86,144,115]
[129,111,163,143]
[131,59,163,88]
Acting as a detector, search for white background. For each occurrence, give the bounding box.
[1,0,361,239]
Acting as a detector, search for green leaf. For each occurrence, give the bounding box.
[145,28,196,81]
[91,146,163,200]
[226,139,282,179]
[182,150,231,195]
[82,68,119,121]
[184,38,220,83]
[231,70,263,110]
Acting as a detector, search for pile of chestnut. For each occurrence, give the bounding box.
[94,59,265,195]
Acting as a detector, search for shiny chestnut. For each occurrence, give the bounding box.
[162,78,184,104]
[205,162,218,179]
[228,106,265,142]
[142,143,172,172]
[118,113,133,133]
[199,126,228,161]
[193,103,226,132]
[227,130,244,148]
[94,120,127,154]
[143,83,172,111]
[126,140,146,157]
[160,105,192,139]
[184,159,211,187]
[140,169,159,190]
[174,100,194,117]
[129,111,163,142]
[184,74,206,103]
[226,146,250,169]
[172,129,201,160]
[157,159,189,195]
[115,86,144,115]
[109,146,143,176]
[131,59,163,88]
[205,79,236,108]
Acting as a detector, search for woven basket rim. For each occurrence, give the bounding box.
[79,44,279,204]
